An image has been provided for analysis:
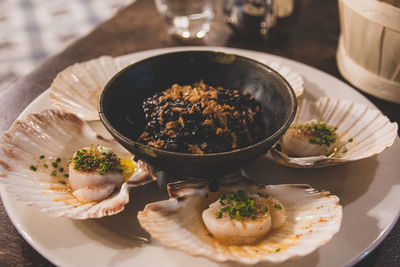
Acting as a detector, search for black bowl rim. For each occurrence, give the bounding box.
[98,50,297,158]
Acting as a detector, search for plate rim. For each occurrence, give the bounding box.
[1,46,399,267]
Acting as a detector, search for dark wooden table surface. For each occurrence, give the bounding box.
[0,0,399,266]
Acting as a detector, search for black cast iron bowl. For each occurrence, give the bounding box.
[99,51,297,178]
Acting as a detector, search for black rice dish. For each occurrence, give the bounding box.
[138,81,266,154]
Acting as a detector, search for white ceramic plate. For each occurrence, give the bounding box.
[1,47,399,267]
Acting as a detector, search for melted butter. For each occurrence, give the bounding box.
[121,158,136,182]
[48,184,69,193]
[48,183,84,207]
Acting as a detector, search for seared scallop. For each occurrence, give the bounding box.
[271,97,397,168]
[138,177,342,264]
[280,120,338,157]
[202,191,287,245]
[0,110,156,219]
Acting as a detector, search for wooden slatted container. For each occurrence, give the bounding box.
[336,0,400,103]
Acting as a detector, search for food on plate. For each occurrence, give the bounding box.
[138,80,266,154]
[271,97,398,168]
[68,145,134,202]
[138,177,343,264]
[50,55,304,122]
[202,190,286,245]
[280,120,339,157]
[0,110,156,219]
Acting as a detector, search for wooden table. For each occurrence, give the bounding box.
[0,0,399,265]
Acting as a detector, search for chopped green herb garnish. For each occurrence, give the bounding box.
[293,120,338,146]
[64,174,69,178]
[56,158,61,162]
[59,167,64,172]
[263,207,269,213]
[52,162,58,168]
[70,146,122,175]
[30,165,37,171]
[256,192,269,198]
[208,233,214,237]
[343,149,348,153]
[215,190,271,221]
[59,181,66,185]
[43,164,48,168]
[51,170,57,176]
[39,155,45,159]
[348,138,353,142]
[276,248,281,252]
[274,204,282,209]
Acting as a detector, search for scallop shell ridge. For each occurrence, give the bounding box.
[265,61,304,98]
[271,97,398,168]
[49,56,134,121]
[49,56,304,121]
[0,109,156,219]
[138,177,342,264]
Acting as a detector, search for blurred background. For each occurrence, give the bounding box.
[0,0,134,91]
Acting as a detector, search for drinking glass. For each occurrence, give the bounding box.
[155,0,216,39]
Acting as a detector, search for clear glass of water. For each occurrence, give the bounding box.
[155,0,216,39]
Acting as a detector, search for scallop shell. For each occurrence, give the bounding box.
[138,177,342,265]
[49,55,304,121]
[262,61,304,98]
[0,110,156,219]
[271,97,398,168]
[49,56,134,121]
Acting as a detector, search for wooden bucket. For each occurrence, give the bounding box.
[336,0,400,103]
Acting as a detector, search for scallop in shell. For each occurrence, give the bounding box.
[138,177,342,265]
[0,110,156,219]
[271,97,398,168]
[49,55,304,121]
